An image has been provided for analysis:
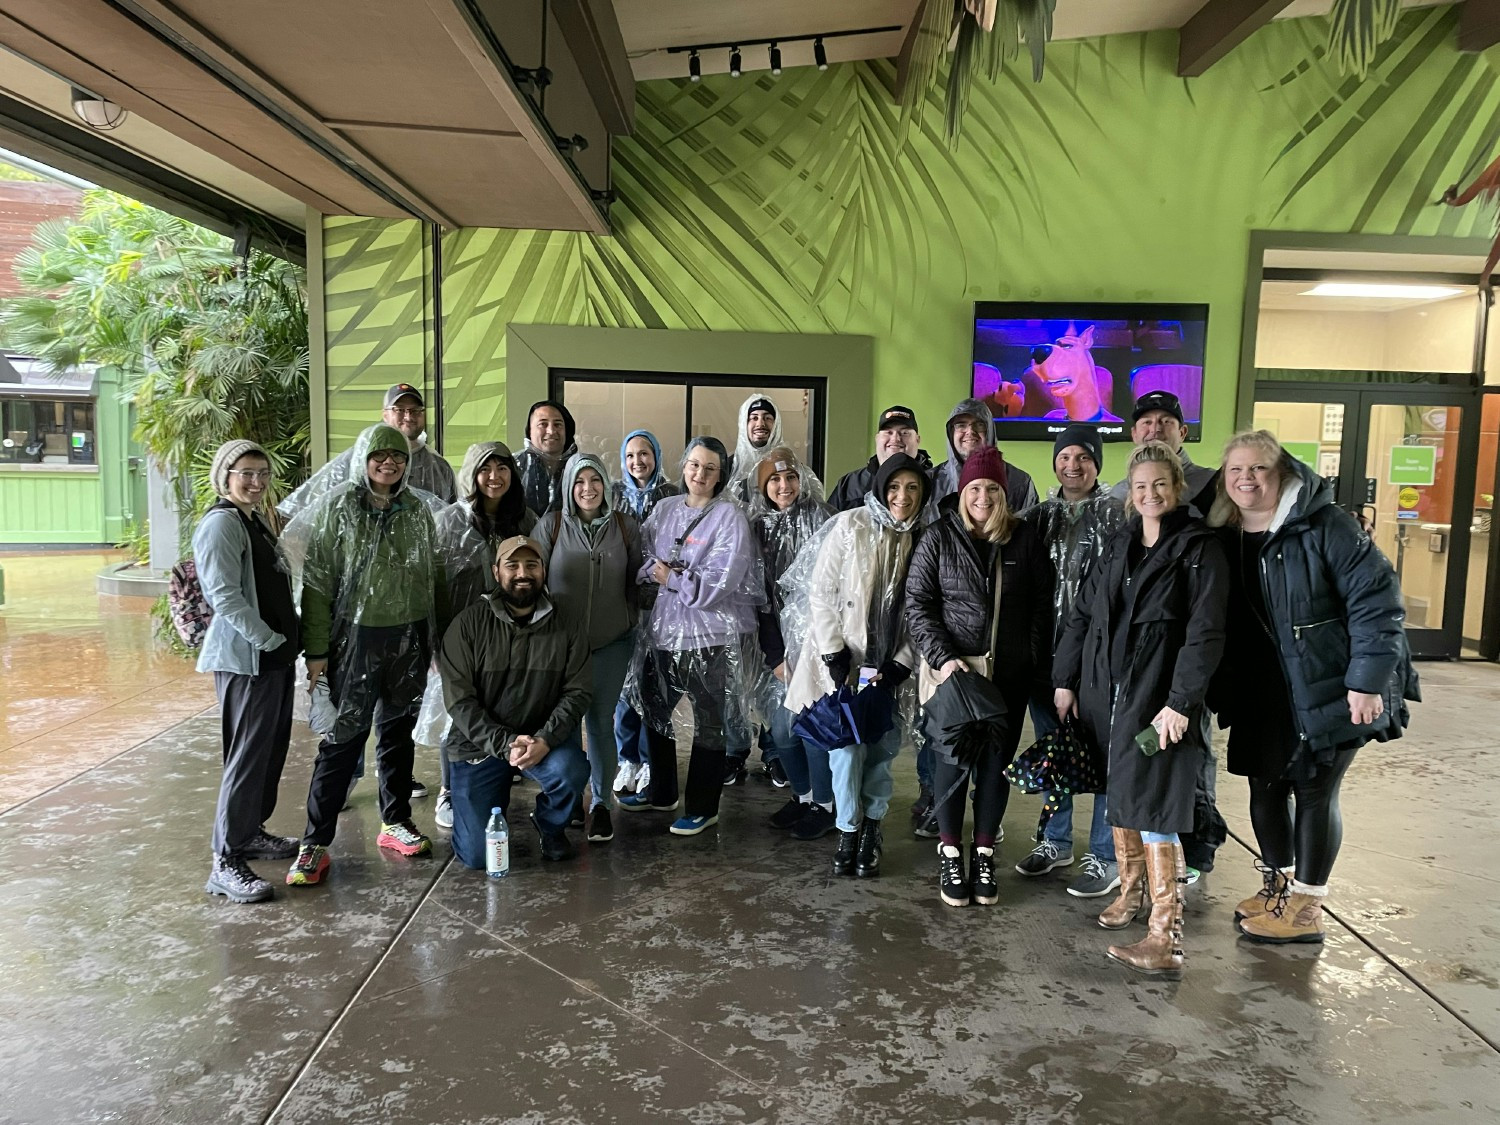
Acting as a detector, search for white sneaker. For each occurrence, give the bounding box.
[635,762,651,794]
[434,789,454,830]
[612,761,639,794]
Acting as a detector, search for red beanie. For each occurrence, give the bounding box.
[958,445,1008,493]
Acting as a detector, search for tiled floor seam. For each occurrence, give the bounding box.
[0,703,219,817]
[0,673,204,754]
[260,853,459,1125]
[1225,827,1500,1056]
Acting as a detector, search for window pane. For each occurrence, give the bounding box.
[559,380,687,481]
[690,385,816,473]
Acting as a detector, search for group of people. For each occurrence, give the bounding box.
[195,380,1418,980]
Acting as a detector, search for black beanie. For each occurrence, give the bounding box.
[1053,424,1103,473]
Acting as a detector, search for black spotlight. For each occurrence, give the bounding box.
[769,43,782,76]
[814,37,828,71]
[689,50,701,82]
[729,46,742,78]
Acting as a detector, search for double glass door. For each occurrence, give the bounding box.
[1252,385,1480,657]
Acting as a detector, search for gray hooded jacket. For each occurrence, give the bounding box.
[930,397,1038,516]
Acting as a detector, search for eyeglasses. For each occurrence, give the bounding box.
[370,452,408,467]
[227,469,272,484]
[388,407,425,419]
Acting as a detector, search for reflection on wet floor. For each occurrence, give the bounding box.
[1,554,1497,1123]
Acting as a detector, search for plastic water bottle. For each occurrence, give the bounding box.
[486,807,510,878]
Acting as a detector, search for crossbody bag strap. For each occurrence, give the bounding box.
[984,542,1005,666]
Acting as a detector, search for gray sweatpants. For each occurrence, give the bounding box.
[212,666,296,858]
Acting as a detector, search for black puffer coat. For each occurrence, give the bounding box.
[1054,507,1229,834]
[1209,457,1418,754]
[905,509,1053,683]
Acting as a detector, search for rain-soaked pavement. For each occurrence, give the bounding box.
[0,551,1496,1124]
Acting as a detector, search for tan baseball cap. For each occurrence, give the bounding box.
[494,535,543,564]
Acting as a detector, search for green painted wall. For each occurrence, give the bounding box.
[0,470,104,543]
[320,8,1500,485]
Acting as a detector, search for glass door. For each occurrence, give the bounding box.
[1253,386,1479,657]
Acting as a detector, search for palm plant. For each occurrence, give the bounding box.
[1328,0,1402,77]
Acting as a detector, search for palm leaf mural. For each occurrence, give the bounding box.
[1328,0,1402,78]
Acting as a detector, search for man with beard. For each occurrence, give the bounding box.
[439,536,592,866]
[930,397,1039,517]
[514,400,579,514]
[829,405,935,513]
[727,394,782,503]
[1109,391,1214,514]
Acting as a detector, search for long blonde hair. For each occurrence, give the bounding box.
[959,480,1017,543]
[1207,429,1297,528]
[1123,441,1186,515]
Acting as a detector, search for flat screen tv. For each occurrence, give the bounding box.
[971,301,1209,442]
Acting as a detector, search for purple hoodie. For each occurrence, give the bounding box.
[638,495,761,650]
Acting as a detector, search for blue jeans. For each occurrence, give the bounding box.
[1142,831,1180,845]
[614,698,646,765]
[829,728,901,833]
[447,738,588,870]
[1028,694,1115,862]
[583,633,634,809]
[768,703,833,806]
[915,734,934,794]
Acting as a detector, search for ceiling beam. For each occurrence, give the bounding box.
[1177,0,1295,78]
[1459,0,1500,52]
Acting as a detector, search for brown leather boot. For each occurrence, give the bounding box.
[1234,863,1291,923]
[1239,892,1326,944]
[1097,828,1146,930]
[1106,840,1185,979]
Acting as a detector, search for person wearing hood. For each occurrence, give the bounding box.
[278,383,457,521]
[727,393,782,503]
[750,447,836,839]
[279,423,448,887]
[1053,442,1229,979]
[906,446,1053,908]
[1207,430,1417,946]
[1015,424,1126,898]
[829,405,935,513]
[784,453,928,880]
[429,442,538,826]
[535,453,644,846]
[610,429,680,796]
[194,439,302,904]
[514,399,580,515]
[931,397,1039,517]
[620,436,762,837]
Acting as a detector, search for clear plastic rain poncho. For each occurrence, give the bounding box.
[279,423,447,745]
[277,434,457,521]
[745,447,832,724]
[1023,486,1126,646]
[414,442,537,746]
[622,439,766,749]
[726,392,785,503]
[780,455,929,743]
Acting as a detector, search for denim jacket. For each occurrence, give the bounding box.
[192,506,287,676]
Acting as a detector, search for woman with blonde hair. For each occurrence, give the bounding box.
[1208,430,1416,944]
[1053,441,1228,978]
[906,446,1052,907]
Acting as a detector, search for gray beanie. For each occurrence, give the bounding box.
[210,439,268,496]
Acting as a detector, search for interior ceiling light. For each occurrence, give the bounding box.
[1301,282,1469,300]
[729,47,742,78]
[689,49,701,82]
[70,87,128,130]
[769,43,782,76]
[814,37,828,70]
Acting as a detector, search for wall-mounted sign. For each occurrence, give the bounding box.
[1398,486,1420,510]
[1388,446,1436,486]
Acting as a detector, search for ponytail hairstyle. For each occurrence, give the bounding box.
[1123,441,1186,515]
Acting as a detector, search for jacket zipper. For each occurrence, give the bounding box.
[1292,618,1339,640]
[1253,533,1310,742]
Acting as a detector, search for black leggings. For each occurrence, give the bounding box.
[1246,749,1356,886]
[934,754,1010,844]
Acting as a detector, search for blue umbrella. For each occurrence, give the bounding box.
[794,684,896,751]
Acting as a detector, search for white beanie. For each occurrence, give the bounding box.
[210,439,268,496]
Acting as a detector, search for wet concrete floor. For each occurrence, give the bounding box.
[0,557,1496,1123]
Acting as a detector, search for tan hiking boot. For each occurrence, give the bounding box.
[1239,892,1326,944]
[1106,840,1185,979]
[1234,864,1291,923]
[1098,827,1146,930]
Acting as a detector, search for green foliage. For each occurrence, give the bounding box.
[0,191,309,523]
[150,593,194,658]
[1328,0,1402,77]
[0,162,48,182]
[114,519,150,565]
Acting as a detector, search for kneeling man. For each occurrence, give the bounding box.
[440,535,592,865]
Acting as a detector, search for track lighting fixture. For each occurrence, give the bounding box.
[769,43,782,76]
[689,49,701,82]
[814,37,828,71]
[729,47,742,78]
[554,134,588,155]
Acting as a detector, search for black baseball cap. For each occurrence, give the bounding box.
[747,396,777,418]
[1132,390,1184,424]
[384,383,424,409]
[878,405,918,431]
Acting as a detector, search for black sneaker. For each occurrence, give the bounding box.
[769,797,806,829]
[913,806,939,840]
[723,761,748,787]
[539,830,577,861]
[855,819,882,878]
[767,759,790,788]
[410,777,430,799]
[587,804,614,844]
[970,845,999,906]
[206,855,273,904]
[832,830,859,877]
[791,804,837,841]
[939,845,969,907]
[242,829,299,861]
